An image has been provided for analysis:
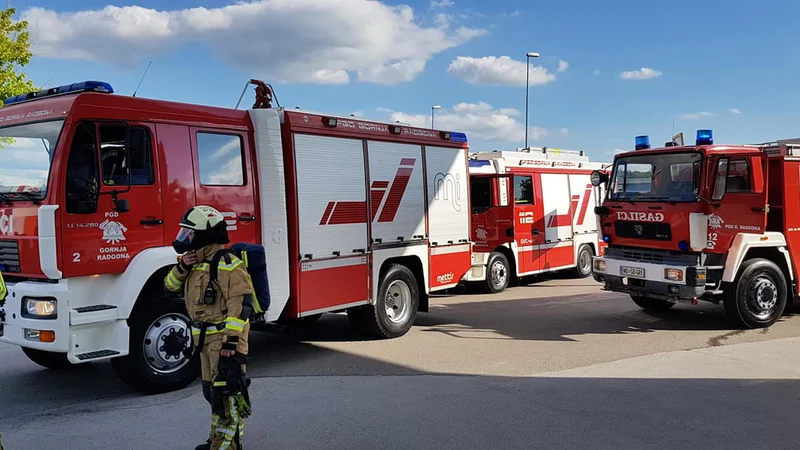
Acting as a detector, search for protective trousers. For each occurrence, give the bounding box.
[200,334,250,450]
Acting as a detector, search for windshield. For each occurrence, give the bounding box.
[610,152,702,202]
[0,120,63,200]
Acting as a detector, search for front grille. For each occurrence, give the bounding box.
[605,246,700,267]
[0,240,21,273]
[615,221,671,240]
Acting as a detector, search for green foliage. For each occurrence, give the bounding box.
[0,7,35,106]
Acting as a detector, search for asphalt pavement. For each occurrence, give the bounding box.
[2,275,800,449]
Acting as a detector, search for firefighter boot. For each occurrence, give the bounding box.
[194,440,211,450]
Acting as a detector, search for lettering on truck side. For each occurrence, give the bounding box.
[616,211,665,222]
[436,272,455,284]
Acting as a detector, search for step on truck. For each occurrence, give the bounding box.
[591,130,800,328]
[0,79,474,393]
[462,147,609,293]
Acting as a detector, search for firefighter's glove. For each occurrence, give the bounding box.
[217,354,249,396]
[210,381,227,419]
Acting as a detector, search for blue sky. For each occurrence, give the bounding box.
[9,0,800,162]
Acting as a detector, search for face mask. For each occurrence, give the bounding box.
[172,228,195,254]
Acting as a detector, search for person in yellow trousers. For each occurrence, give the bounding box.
[164,205,253,450]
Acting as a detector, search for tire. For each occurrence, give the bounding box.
[572,244,594,278]
[21,347,76,370]
[347,264,419,339]
[111,295,200,394]
[723,258,787,329]
[631,295,675,312]
[483,252,511,293]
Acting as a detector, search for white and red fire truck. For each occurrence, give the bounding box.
[591,130,800,329]
[462,147,609,292]
[0,79,473,392]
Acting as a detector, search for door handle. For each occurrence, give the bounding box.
[532,229,540,235]
[239,214,256,222]
[141,219,163,226]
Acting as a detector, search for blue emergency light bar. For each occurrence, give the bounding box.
[3,81,114,106]
[696,129,713,145]
[635,135,650,150]
[449,131,468,143]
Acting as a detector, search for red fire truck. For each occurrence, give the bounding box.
[462,147,609,292]
[591,130,800,329]
[0,80,473,392]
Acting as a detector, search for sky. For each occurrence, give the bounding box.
[7,0,800,162]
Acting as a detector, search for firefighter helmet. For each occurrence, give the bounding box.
[172,205,230,254]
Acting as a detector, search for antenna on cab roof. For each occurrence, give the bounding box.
[132,60,152,98]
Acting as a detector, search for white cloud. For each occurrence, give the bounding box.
[557,60,569,72]
[382,102,548,142]
[21,1,486,85]
[431,0,454,8]
[678,111,714,120]
[620,67,663,80]
[592,69,600,76]
[447,55,557,86]
[728,108,742,114]
[606,148,627,156]
[559,127,569,136]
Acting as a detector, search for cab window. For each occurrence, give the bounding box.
[712,157,751,200]
[65,123,99,214]
[514,175,533,204]
[99,125,155,187]
[470,177,492,214]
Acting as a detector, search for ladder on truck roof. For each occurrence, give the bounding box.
[471,146,590,163]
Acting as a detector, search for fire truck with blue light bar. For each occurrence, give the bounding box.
[463,147,610,292]
[0,79,474,393]
[590,129,800,328]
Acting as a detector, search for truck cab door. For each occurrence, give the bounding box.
[470,175,513,252]
[706,152,768,252]
[61,121,164,277]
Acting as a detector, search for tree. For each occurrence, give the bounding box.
[0,7,35,105]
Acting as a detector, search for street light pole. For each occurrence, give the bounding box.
[431,105,441,129]
[524,52,540,149]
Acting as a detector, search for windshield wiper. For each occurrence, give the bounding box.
[637,196,677,205]
[6,191,42,205]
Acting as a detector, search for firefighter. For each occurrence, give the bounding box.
[164,205,253,450]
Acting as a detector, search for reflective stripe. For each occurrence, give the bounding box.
[0,270,7,301]
[191,322,224,336]
[165,272,182,291]
[225,317,247,333]
[218,259,244,271]
[213,381,227,387]
[192,263,211,272]
[245,275,264,315]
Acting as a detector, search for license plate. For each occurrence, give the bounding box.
[620,266,645,278]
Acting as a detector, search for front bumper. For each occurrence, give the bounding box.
[0,280,71,352]
[592,255,707,301]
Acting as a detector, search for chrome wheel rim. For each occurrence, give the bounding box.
[748,276,778,320]
[490,260,507,288]
[384,280,412,324]
[142,313,193,374]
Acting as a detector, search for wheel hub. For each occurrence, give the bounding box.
[384,280,412,324]
[143,313,193,374]
[491,261,507,287]
[753,278,778,311]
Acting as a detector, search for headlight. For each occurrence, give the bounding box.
[590,170,602,186]
[664,269,684,282]
[593,260,607,272]
[23,298,57,319]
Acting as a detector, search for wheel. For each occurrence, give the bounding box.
[347,264,419,339]
[572,245,594,278]
[631,295,675,312]
[723,258,787,329]
[21,347,76,370]
[111,295,200,394]
[483,252,511,293]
